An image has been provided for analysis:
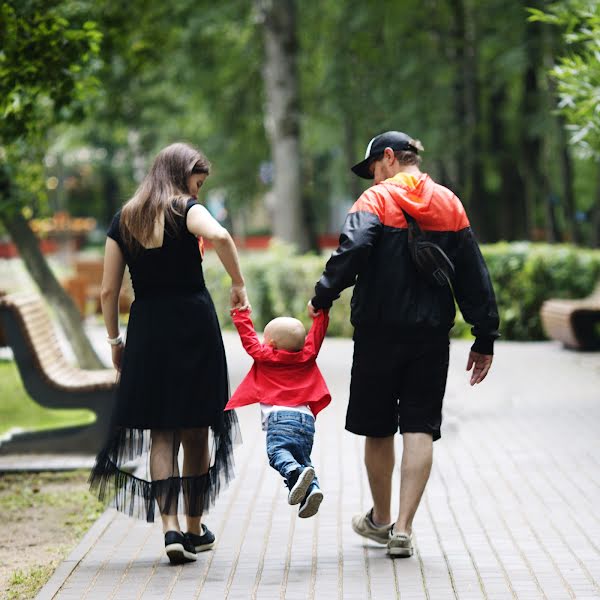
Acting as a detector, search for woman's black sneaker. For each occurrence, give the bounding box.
[185,525,216,552]
[164,530,197,564]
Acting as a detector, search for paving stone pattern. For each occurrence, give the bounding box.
[37,335,600,599]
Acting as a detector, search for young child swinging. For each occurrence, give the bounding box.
[225,306,331,518]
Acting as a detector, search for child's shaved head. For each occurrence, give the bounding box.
[264,317,307,352]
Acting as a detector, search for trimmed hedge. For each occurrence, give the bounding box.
[202,242,600,341]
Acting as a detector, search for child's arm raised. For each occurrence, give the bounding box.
[303,309,330,357]
[231,309,269,360]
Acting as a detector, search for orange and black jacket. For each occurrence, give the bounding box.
[311,172,500,355]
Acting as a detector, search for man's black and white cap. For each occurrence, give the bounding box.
[351,131,423,180]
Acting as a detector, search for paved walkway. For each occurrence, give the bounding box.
[37,333,600,599]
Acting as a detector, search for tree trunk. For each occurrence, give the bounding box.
[520,58,543,240]
[555,113,581,244]
[103,168,120,227]
[0,210,104,370]
[540,19,579,244]
[449,0,466,197]
[344,119,362,202]
[592,164,600,248]
[302,155,321,253]
[256,0,310,253]
[489,86,526,241]
[519,2,557,243]
[450,0,488,239]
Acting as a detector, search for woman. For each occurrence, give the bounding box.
[89,142,248,565]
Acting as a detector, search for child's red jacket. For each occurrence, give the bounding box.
[225,310,331,417]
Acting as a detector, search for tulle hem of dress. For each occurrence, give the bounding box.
[89,410,241,523]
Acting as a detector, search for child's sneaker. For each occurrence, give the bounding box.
[298,482,323,518]
[164,530,197,564]
[286,466,315,505]
[185,525,216,552]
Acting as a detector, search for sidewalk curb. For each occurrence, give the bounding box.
[36,509,117,600]
[0,455,95,473]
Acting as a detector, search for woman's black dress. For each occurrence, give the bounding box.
[89,198,240,522]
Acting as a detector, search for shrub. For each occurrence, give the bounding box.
[203,242,600,342]
[481,243,600,340]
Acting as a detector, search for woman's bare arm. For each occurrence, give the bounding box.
[101,238,126,369]
[186,204,249,309]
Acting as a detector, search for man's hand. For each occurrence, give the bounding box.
[307,300,320,318]
[466,351,493,386]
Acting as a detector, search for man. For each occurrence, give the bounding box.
[308,131,499,557]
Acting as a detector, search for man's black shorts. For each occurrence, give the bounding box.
[346,332,450,441]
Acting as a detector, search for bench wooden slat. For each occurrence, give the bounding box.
[0,292,117,390]
[0,291,118,453]
[540,282,600,350]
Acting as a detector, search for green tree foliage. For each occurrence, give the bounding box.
[0,1,104,369]
[530,1,600,157]
[16,0,600,248]
[0,1,101,145]
[49,1,267,227]
[0,0,101,217]
[300,0,585,244]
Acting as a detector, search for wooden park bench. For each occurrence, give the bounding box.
[63,258,133,316]
[540,282,600,350]
[0,292,117,454]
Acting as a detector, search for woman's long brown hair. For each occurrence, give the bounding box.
[120,142,210,253]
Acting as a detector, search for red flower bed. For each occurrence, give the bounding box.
[0,239,59,258]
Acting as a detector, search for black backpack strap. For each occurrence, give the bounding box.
[400,207,417,226]
[400,206,456,288]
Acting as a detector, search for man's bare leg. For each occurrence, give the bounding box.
[364,436,395,525]
[394,432,433,535]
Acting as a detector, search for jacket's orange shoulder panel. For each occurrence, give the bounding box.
[379,189,412,229]
[425,184,470,231]
[378,181,470,232]
[349,188,385,221]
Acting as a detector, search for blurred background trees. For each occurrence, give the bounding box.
[0,0,104,367]
[530,0,600,246]
[2,1,600,358]
[4,0,600,251]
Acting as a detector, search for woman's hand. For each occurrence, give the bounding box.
[230,284,250,311]
[112,343,124,372]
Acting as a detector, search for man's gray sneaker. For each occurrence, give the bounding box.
[351,509,391,545]
[387,529,413,558]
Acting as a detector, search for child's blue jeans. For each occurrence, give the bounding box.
[265,410,319,486]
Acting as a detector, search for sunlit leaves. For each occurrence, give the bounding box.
[0,1,102,144]
[530,1,600,158]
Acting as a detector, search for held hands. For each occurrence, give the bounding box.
[466,351,493,386]
[307,300,320,318]
[230,283,251,311]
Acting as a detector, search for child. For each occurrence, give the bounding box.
[226,307,331,518]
